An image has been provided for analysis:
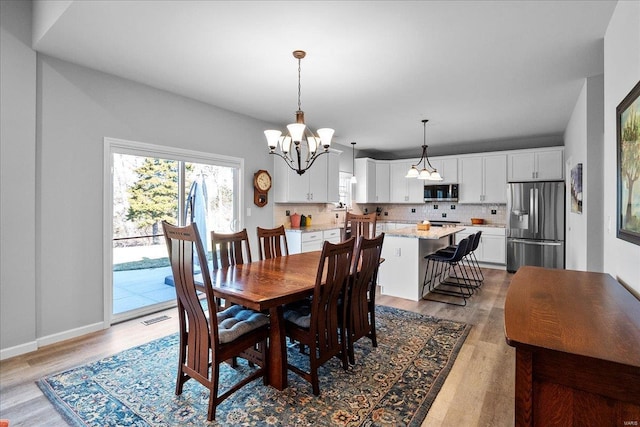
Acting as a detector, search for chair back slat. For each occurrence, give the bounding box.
[257,225,289,260]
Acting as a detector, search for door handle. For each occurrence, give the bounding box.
[510,239,562,246]
[533,188,539,234]
[529,188,535,232]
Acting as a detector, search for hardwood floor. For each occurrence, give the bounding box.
[377,267,516,427]
[0,267,515,426]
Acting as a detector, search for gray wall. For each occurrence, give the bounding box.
[603,0,640,294]
[0,0,37,355]
[564,74,604,272]
[37,55,277,338]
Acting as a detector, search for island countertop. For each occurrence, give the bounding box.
[384,225,466,240]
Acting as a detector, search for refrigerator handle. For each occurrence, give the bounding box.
[529,187,535,233]
[510,238,562,246]
[533,187,539,234]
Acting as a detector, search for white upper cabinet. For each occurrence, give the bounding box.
[354,158,376,204]
[326,151,340,202]
[508,147,564,182]
[274,150,340,203]
[428,156,458,184]
[458,154,507,204]
[355,158,390,204]
[389,161,423,203]
[375,161,390,203]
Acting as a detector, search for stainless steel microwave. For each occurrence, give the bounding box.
[424,184,458,202]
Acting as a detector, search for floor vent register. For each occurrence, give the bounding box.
[141,315,171,326]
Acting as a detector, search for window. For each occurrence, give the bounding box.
[339,171,353,208]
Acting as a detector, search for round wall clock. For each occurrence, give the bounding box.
[253,170,272,207]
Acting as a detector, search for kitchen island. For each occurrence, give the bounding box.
[378,226,465,301]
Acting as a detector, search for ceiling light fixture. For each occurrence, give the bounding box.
[264,50,334,175]
[350,142,357,184]
[406,119,442,181]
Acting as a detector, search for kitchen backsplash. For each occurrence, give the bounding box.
[274,203,507,227]
[274,204,349,227]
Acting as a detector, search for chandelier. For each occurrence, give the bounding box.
[264,50,334,175]
[405,119,442,181]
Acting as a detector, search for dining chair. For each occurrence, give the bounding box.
[211,229,252,269]
[344,212,377,241]
[162,221,269,421]
[346,233,385,365]
[256,225,289,260]
[283,237,356,395]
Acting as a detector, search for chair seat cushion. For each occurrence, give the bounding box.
[217,305,269,344]
[283,300,311,329]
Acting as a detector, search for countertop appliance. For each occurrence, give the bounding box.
[424,184,458,202]
[506,181,565,273]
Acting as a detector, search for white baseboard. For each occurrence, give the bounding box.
[1,321,108,361]
[37,321,107,347]
[0,341,38,361]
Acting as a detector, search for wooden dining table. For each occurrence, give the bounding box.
[209,251,323,390]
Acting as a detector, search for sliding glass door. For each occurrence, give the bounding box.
[106,139,242,323]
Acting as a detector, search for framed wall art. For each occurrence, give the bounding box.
[571,163,582,214]
[617,80,640,245]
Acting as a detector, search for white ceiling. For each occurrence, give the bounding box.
[32,0,616,157]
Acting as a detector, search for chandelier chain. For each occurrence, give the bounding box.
[297,58,302,112]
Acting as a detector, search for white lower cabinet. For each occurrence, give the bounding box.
[323,228,341,244]
[455,226,506,265]
[286,228,341,254]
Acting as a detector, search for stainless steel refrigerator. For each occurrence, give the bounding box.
[507,181,565,273]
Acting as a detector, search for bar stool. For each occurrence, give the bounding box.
[434,231,483,286]
[422,237,474,306]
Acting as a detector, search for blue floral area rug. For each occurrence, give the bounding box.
[37,306,470,426]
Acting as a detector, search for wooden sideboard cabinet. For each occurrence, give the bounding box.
[504,266,640,427]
